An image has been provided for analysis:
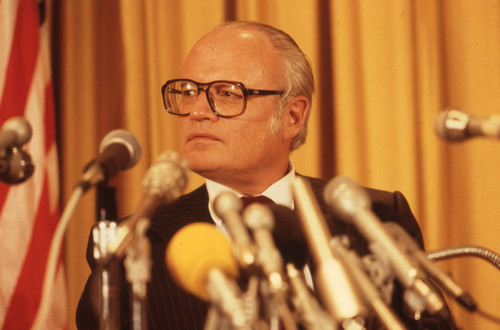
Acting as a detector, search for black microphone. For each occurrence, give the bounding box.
[267,204,309,269]
[435,109,500,142]
[323,176,449,318]
[0,147,34,184]
[79,129,142,191]
[0,117,32,152]
[0,117,34,184]
[106,151,188,259]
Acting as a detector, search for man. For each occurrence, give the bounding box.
[77,21,453,329]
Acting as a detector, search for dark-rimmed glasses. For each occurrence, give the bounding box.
[161,79,283,118]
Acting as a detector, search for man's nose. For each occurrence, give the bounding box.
[189,90,217,120]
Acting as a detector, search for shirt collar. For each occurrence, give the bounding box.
[206,161,296,226]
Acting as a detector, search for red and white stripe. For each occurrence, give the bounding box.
[0,0,67,329]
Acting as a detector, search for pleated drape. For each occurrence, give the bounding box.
[53,1,500,329]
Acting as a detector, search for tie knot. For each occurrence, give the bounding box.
[240,195,275,209]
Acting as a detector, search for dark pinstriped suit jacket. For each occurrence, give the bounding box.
[76,176,450,329]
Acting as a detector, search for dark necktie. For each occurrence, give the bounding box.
[240,195,275,209]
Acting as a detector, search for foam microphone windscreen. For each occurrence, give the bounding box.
[165,222,239,300]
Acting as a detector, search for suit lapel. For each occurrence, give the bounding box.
[150,184,212,241]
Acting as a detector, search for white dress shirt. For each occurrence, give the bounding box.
[206,161,296,227]
[204,161,314,287]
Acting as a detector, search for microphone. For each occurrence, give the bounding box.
[247,204,333,328]
[242,203,285,290]
[244,204,314,330]
[323,176,448,318]
[330,237,406,330]
[106,151,188,259]
[79,129,142,191]
[435,109,500,142]
[384,222,477,311]
[292,176,365,323]
[242,202,291,305]
[0,116,32,152]
[267,204,309,269]
[0,146,34,184]
[166,223,247,327]
[213,192,257,272]
[286,263,335,329]
[0,117,34,184]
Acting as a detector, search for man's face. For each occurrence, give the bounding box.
[177,28,293,193]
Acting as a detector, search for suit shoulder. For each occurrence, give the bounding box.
[160,184,209,211]
[297,174,401,214]
[298,174,423,247]
[365,187,424,248]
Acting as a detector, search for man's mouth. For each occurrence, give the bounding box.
[186,133,220,142]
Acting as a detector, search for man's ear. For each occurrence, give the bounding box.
[284,95,309,139]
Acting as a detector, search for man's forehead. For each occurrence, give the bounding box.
[192,28,266,53]
[184,29,273,65]
[181,27,283,87]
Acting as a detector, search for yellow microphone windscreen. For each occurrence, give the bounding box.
[165,222,239,300]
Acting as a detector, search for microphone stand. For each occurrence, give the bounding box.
[93,185,120,330]
[123,217,152,330]
[95,186,153,330]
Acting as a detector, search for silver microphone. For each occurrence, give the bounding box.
[435,109,500,142]
[0,116,32,152]
[79,129,142,190]
[213,192,257,272]
[242,203,286,293]
[292,176,365,324]
[106,151,188,259]
[384,222,477,311]
[323,176,449,319]
[330,237,406,330]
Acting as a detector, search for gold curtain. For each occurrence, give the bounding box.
[54,1,500,329]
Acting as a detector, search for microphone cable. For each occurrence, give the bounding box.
[428,246,500,270]
[32,129,142,329]
[32,185,85,329]
[427,245,500,326]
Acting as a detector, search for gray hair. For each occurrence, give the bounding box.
[217,21,314,151]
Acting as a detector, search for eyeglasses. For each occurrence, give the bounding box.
[161,79,284,118]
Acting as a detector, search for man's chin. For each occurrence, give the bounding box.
[184,158,221,177]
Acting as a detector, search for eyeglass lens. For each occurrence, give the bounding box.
[166,80,245,116]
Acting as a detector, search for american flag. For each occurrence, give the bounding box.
[0,0,67,329]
